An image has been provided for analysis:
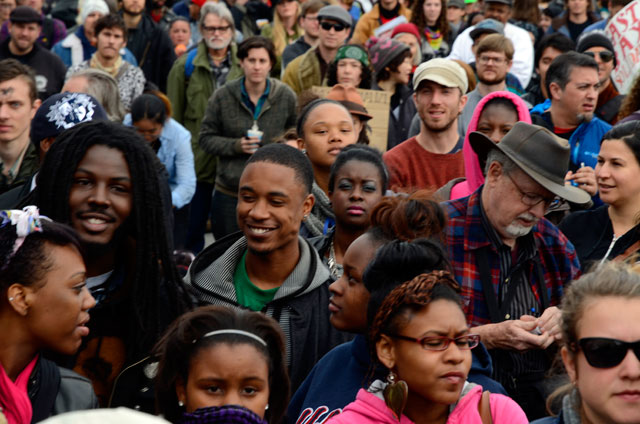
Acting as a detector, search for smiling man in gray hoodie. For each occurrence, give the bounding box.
[185,144,351,391]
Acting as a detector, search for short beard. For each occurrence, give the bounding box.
[504,213,538,238]
[421,114,457,133]
[205,36,231,51]
[576,112,593,124]
[122,4,143,16]
[477,74,506,86]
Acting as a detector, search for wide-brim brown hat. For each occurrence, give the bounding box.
[469,122,591,205]
[326,84,373,121]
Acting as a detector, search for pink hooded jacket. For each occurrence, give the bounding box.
[449,91,532,200]
[325,384,528,424]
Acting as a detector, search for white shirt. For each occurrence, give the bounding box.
[447,22,534,89]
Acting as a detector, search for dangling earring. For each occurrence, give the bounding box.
[265,404,269,410]
[383,371,408,421]
[178,400,184,407]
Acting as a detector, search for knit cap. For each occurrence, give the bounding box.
[80,0,109,23]
[368,38,410,76]
[391,23,421,46]
[576,30,616,66]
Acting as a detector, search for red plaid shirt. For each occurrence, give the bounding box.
[443,189,581,327]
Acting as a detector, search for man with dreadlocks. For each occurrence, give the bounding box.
[24,120,192,410]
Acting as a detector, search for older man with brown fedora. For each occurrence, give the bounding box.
[443,122,590,420]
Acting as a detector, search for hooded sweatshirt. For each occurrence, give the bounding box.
[185,232,352,391]
[325,381,528,424]
[449,91,531,200]
[287,337,506,424]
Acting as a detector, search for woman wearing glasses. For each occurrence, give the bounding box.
[532,262,640,424]
[559,122,640,270]
[326,270,527,424]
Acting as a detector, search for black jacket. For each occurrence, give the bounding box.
[29,357,98,421]
[122,13,175,92]
[186,231,353,391]
[373,82,416,150]
[559,205,640,270]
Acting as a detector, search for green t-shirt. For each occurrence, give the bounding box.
[233,251,279,311]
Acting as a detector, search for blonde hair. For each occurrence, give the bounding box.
[271,2,302,56]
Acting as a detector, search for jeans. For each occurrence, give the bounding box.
[184,181,214,254]
[211,190,239,240]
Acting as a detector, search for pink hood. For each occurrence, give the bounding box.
[450,91,531,200]
[326,384,528,424]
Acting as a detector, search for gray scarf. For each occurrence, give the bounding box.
[302,181,335,237]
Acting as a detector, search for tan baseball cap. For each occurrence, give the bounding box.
[412,58,468,94]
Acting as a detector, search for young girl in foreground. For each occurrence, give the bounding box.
[154,306,289,424]
[327,271,528,424]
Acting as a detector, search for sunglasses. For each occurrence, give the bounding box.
[583,50,614,63]
[320,21,347,32]
[577,337,640,368]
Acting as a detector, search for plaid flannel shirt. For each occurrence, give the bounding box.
[443,189,581,327]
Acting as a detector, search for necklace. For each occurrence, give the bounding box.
[328,239,343,280]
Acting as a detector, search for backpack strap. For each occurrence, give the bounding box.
[478,390,493,424]
[184,47,198,79]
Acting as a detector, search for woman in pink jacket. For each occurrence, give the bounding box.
[326,271,528,424]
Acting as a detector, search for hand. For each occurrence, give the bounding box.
[535,306,563,342]
[240,136,261,154]
[565,167,597,196]
[474,319,552,351]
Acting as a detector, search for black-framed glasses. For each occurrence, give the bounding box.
[506,173,557,208]
[320,21,346,32]
[202,25,231,33]
[583,51,614,63]
[576,337,640,368]
[389,334,480,351]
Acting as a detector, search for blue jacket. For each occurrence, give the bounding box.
[124,115,196,208]
[287,335,506,424]
[530,99,611,170]
[52,26,138,69]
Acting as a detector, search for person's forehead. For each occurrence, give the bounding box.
[568,65,598,82]
[100,26,124,36]
[0,77,31,98]
[479,50,507,57]
[242,161,304,192]
[541,46,562,60]
[585,45,612,53]
[203,13,229,25]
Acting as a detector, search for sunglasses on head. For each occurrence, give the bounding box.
[320,21,346,32]
[583,50,614,63]
[577,337,640,368]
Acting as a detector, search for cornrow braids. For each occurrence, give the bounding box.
[26,120,192,359]
[368,271,461,355]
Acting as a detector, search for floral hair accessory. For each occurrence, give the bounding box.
[1,206,51,264]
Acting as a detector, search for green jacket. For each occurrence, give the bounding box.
[198,77,297,195]
[167,41,243,183]
[282,46,326,95]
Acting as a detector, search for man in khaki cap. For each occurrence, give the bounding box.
[383,58,467,193]
[443,122,589,419]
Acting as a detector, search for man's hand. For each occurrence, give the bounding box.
[565,166,597,196]
[535,306,563,341]
[473,318,553,351]
[240,136,261,154]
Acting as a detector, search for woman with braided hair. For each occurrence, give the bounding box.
[327,271,528,424]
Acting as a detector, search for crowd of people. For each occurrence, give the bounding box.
[1,0,640,421]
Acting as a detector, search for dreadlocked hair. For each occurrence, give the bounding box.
[368,271,462,364]
[28,120,192,358]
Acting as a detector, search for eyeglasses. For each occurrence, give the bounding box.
[506,173,557,208]
[389,334,480,351]
[320,21,347,32]
[202,25,231,34]
[478,55,507,65]
[583,50,614,63]
[576,337,640,368]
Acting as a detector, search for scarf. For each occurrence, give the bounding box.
[0,356,39,424]
[178,405,268,424]
[559,389,582,424]
[89,52,123,78]
[302,182,335,237]
[424,26,443,51]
